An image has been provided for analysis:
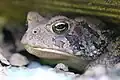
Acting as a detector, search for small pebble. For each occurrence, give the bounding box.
[55,63,68,72]
[9,53,29,66]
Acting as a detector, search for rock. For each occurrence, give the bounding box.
[0,47,10,65]
[49,63,79,79]
[9,53,29,66]
[55,63,69,72]
[0,63,2,67]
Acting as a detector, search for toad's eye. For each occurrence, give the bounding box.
[52,22,69,34]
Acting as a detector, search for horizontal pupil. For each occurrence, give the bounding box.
[52,22,69,34]
[55,24,66,29]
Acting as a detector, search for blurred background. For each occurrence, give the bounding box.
[0,0,120,29]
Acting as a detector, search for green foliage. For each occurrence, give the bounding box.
[0,0,120,27]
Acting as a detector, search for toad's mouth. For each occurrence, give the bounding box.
[24,45,75,60]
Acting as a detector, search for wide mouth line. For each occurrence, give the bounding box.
[33,47,73,57]
[24,44,74,57]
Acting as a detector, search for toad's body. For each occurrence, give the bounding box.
[21,12,120,71]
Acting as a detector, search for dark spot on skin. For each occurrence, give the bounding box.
[64,21,108,60]
[93,42,100,49]
[65,34,82,53]
[73,27,82,36]
[65,34,79,46]
[82,23,100,38]
[33,30,37,34]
